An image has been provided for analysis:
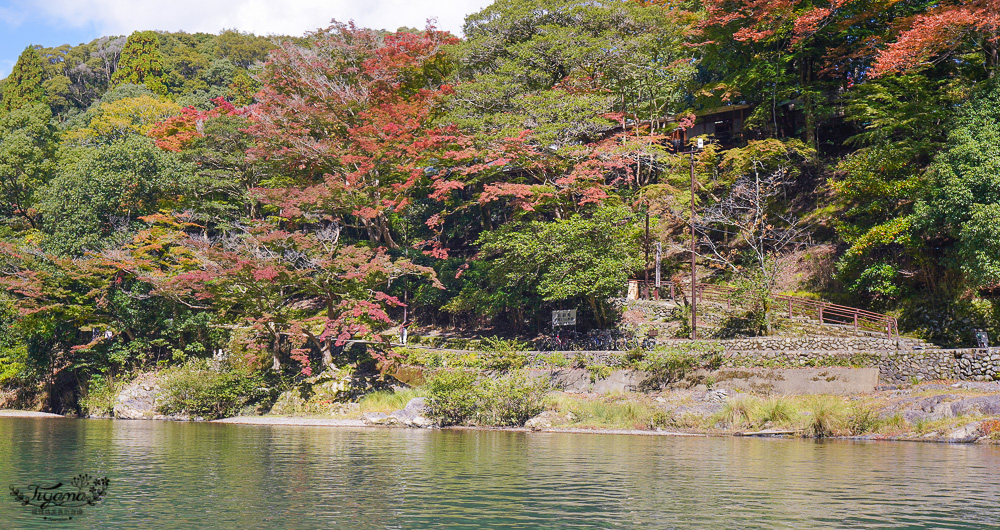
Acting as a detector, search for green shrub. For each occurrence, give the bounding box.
[539,351,569,367]
[649,410,672,429]
[80,373,131,417]
[158,359,268,420]
[393,346,485,369]
[845,402,882,435]
[426,370,480,426]
[426,369,546,427]
[480,336,528,371]
[358,388,427,413]
[586,363,613,382]
[635,349,701,388]
[476,372,547,426]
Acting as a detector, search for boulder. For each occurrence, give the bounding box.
[269,389,309,416]
[702,389,745,403]
[362,412,390,425]
[366,398,434,428]
[524,410,574,431]
[945,422,982,443]
[673,402,723,419]
[403,397,428,413]
[950,395,1000,417]
[113,378,163,419]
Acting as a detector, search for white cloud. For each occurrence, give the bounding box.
[0,6,26,27]
[16,0,491,37]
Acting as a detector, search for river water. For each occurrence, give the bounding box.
[1,417,998,528]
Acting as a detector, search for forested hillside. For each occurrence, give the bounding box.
[0,0,997,411]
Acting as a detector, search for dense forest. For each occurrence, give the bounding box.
[0,0,998,411]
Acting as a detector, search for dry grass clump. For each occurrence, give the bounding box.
[753,396,796,427]
[714,397,758,429]
[358,388,427,413]
[801,396,846,437]
[546,394,664,430]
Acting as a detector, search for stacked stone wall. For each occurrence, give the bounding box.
[721,344,1000,384]
[723,336,909,352]
[541,335,1000,384]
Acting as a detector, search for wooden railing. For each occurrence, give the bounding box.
[636,280,899,338]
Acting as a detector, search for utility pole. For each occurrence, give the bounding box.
[689,138,703,340]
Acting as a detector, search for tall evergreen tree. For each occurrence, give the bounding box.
[1,46,47,112]
[111,31,167,94]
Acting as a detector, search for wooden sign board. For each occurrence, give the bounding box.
[552,309,577,327]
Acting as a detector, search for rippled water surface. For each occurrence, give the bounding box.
[2,418,999,528]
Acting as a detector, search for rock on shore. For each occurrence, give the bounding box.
[112,376,164,419]
[362,397,433,427]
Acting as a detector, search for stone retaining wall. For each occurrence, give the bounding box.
[722,347,1000,384]
[955,350,1000,381]
[723,336,914,352]
[578,342,1000,384]
[875,351,960,384]
[876,349,1000,383]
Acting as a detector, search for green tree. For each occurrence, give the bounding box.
[0,103,57,228]
[214,30,274,68]
[111,31,168,95]
[38,136,189,255]
[469,205,642,328]
[65,94,180,143]
[830,73,959,305]
[916,82,1000,289]
[227,70,258,106]
[2,46,47,112]
[448,0,696,146]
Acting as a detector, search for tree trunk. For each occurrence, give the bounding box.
[321,337,332,367]
[361,215,399,248]
[271,334,281,371]
[763,298,773,336]
[800,56,817,147]
[986,39,998,79]
[377,214,398,248]
[587,295,603,328]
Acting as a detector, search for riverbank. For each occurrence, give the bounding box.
[209,382,1000,443]
[0,409,66,418]
[9,378,997,445]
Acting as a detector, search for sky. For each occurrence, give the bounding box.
[0,0,494,78]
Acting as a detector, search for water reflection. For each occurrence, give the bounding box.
[1,418,999,528]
